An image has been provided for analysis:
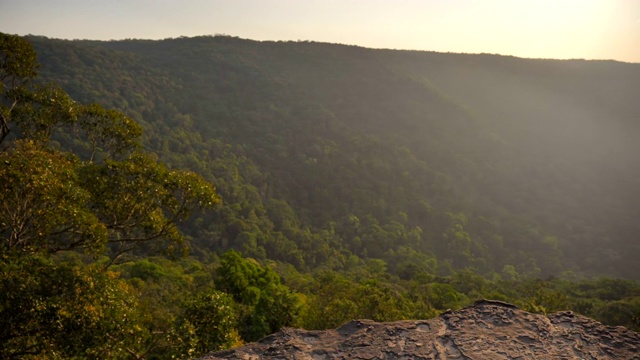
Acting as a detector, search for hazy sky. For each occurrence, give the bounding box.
[1,0,639,62]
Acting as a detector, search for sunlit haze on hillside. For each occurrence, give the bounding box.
[1,0,639,62]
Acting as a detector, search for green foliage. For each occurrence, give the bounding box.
[0,140,106,256]
[10,83,77,142]
[0,33,38,81]
[75,103,143,161]
[299,270,431,330]
[0,256,143,359]
[0,33,222,359]
[78,152,220,260]
[595,300,640,330]
[0,32,38,143]
[176,290,241,357]
[216,250,301,341]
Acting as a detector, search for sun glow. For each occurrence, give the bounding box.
[0,0,638,62]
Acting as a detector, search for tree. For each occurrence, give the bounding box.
[74,103,142,162]
[78,152,220,262]
[0,256,145,359]
[0,140,106,256]
[176,290,241,357]
[0,33,220,262]
[0,32,38,144]
[0,33,222,358]
[215,250,300,341]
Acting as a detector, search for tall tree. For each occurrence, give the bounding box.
[0,33,221,358]
[216,250,301,341]
[0,33,220,261]
[0,32,38,144]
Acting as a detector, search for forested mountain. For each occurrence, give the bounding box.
[30,35,640,279]
[2,33,639,358]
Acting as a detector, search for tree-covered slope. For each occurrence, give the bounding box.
[28,35,640,280]
[384,51,640,276]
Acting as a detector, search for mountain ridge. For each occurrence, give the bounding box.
[27,34,640,279]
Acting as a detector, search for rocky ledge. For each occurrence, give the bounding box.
[201,300,640,359]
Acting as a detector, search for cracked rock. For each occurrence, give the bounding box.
[199,300,640,360]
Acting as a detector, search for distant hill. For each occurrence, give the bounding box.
[28,35,640,280]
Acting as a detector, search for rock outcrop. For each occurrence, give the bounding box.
[200,300,640,359]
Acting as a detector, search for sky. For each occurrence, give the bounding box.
[1,0,639,63]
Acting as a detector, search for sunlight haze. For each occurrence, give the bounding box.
[1,0,639,62]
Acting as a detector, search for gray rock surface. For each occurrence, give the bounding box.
[201,300,640,359]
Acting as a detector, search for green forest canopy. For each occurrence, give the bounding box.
[1,33,639,358]
[30,34,640,280]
